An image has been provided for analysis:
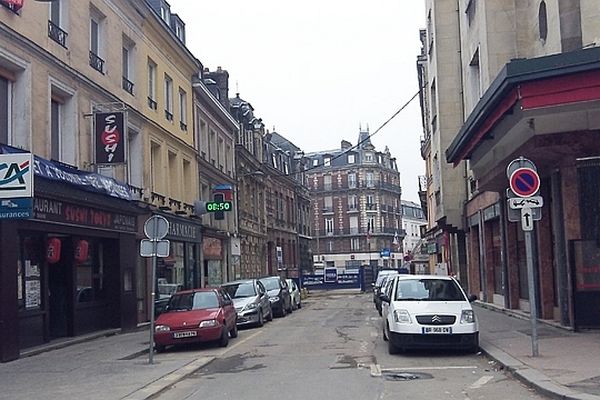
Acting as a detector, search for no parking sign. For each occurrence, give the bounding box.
[509,167,540,198]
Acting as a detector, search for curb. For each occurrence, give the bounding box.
[480,340,600,400]
[122,356,216,400]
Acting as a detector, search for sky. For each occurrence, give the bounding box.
[167,0,426,203]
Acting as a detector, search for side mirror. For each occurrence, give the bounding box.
[380,294,390,303]
[468,294,478,303]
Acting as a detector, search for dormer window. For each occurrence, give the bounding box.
[365,152,373,162]
[348,154,355,164]
[160,4,170,24]
[313,159,319,166]
[324,157,331,167]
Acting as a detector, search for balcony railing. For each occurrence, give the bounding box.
[148,97,157,110]
[48,21,68,48]
[122,77,134,95]
[180,121,187,131]
[165,110,173,121]
[89,51,105,74]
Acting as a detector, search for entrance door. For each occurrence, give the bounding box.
[48,238,73,338]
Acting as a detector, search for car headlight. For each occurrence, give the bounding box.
[269,296,280,302]
[242,302,258,311]
[155,324,170,332]
[393,309,412,323]
[199,319,218,328]
[460,310,475,324]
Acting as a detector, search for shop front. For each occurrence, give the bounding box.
[0,179,139,362]
[151,213,202,315]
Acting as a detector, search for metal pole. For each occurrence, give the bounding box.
[524,229,539,357]
[148,221,159,364]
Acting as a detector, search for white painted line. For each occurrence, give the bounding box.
[371,364,382,377]
[382,366,478,371]
[469,375,494,389]
[216,330,263,356]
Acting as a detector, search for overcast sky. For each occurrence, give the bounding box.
[168,0,426,203]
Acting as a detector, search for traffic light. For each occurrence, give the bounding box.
[213,193,225,220]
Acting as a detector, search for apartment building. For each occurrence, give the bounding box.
[307,130,404,270]
[423,0,600,329]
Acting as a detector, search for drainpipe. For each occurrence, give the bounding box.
[478,209,487,302]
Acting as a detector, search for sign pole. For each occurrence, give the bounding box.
[524,229,539,356]
[149,240,158,364]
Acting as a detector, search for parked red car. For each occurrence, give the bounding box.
[154,288,238,352]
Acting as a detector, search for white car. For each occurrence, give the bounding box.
[381,275,479,354]
[286,279,302,310]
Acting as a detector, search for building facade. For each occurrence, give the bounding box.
[307,130,404,270]
[401,200,426,257]
[423,0,600,329]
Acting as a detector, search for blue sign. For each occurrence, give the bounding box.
[0,197,32,219]
[380,248,391,257]
[324,268,338,283]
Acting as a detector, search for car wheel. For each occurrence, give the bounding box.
[266,307,274,321]
[383,325,388,341]
[287,300,293,314]
[230,322,238,338]
[155,344,166,353]
[280,305,287,317]
[297,300,302,309]
[257,311,264,327]
[219,327,229,347]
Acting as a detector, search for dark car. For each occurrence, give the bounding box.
[373,271,398,315]
[259,276,292,317]
[222,279,273,327]
[153,287,237,353]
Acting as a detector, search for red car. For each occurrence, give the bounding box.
[154,288,238,352]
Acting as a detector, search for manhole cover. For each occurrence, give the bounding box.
[382,371,433,381]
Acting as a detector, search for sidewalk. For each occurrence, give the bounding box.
[0,327,219,400]
[476,302,600,400]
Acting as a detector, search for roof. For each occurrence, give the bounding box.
[446,46,600,164]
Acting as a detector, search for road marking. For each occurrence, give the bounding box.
[382,366,478,371]
[216,330,263,356]
[370,364,382,377]
[469,375,493,389]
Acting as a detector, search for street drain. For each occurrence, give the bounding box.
[382,371,433,381]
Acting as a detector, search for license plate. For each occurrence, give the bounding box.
[173,330,197,339]
[422,326,452,334]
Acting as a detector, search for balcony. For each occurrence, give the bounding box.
[122,77,134,95]
[89,51,105,74]
[48,21,68,48]
[180,121,187,131]
[165,110,173,121]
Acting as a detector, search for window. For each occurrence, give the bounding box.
[348,195,358,210]
[538,1,548,42]
[127,129,143,189]
[366,194,375,210]
[349,216,358,234]
[313,159,319,167]
[351,238,360,251]
[150,141,162,192]
[50,82,76,165]
[164,74,173,120]
[325,218,334,235]
[147,60,157,109]
[366,171,374,187]
[122,38,135,95]
[348,173,357,188]
[323,196,333,212]
[466,0,476,25]
[364,152,373,162]
[48,0,67,47]
[348,154,355,164]
[89,12,105,74]
[324,157,331,167]
[179,88,187,131]
[0,76,10,145]
[323,174,332,190]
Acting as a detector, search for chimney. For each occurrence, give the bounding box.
[341,140,352,150]
[204,67,230,110]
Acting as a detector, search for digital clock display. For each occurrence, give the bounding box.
[205,201,232,212]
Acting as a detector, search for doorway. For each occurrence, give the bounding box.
[48,237,73,339]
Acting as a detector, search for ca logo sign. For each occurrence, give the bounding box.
[0,159,30,190]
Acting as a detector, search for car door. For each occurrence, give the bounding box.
[381,276,396,320]
[220,289,236,329]
[280,278,291,309]
[257,281,269,316]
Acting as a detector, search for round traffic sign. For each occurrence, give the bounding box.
[144,215,169,239]
[509,167,540,197]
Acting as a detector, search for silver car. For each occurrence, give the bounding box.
[286,279,302,310]
[221,279,273,327]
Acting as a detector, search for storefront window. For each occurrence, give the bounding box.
[75,239,107,303]
[18,234,44,311]
[157,242,185,300]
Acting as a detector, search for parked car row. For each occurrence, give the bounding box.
[373,271,480,354]
[153,276,303,353]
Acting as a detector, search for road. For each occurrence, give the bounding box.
[155,291,547,400]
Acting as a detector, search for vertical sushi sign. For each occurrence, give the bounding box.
[95,111,125,164]
[0,152,34,219]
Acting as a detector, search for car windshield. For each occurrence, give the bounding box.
[168,291,219,311]
[260,277,280,290]
[394,279,465,302]
[222,282,256,298]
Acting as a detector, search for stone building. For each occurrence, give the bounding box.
[421,0,600,329]
[306,130,404,270]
